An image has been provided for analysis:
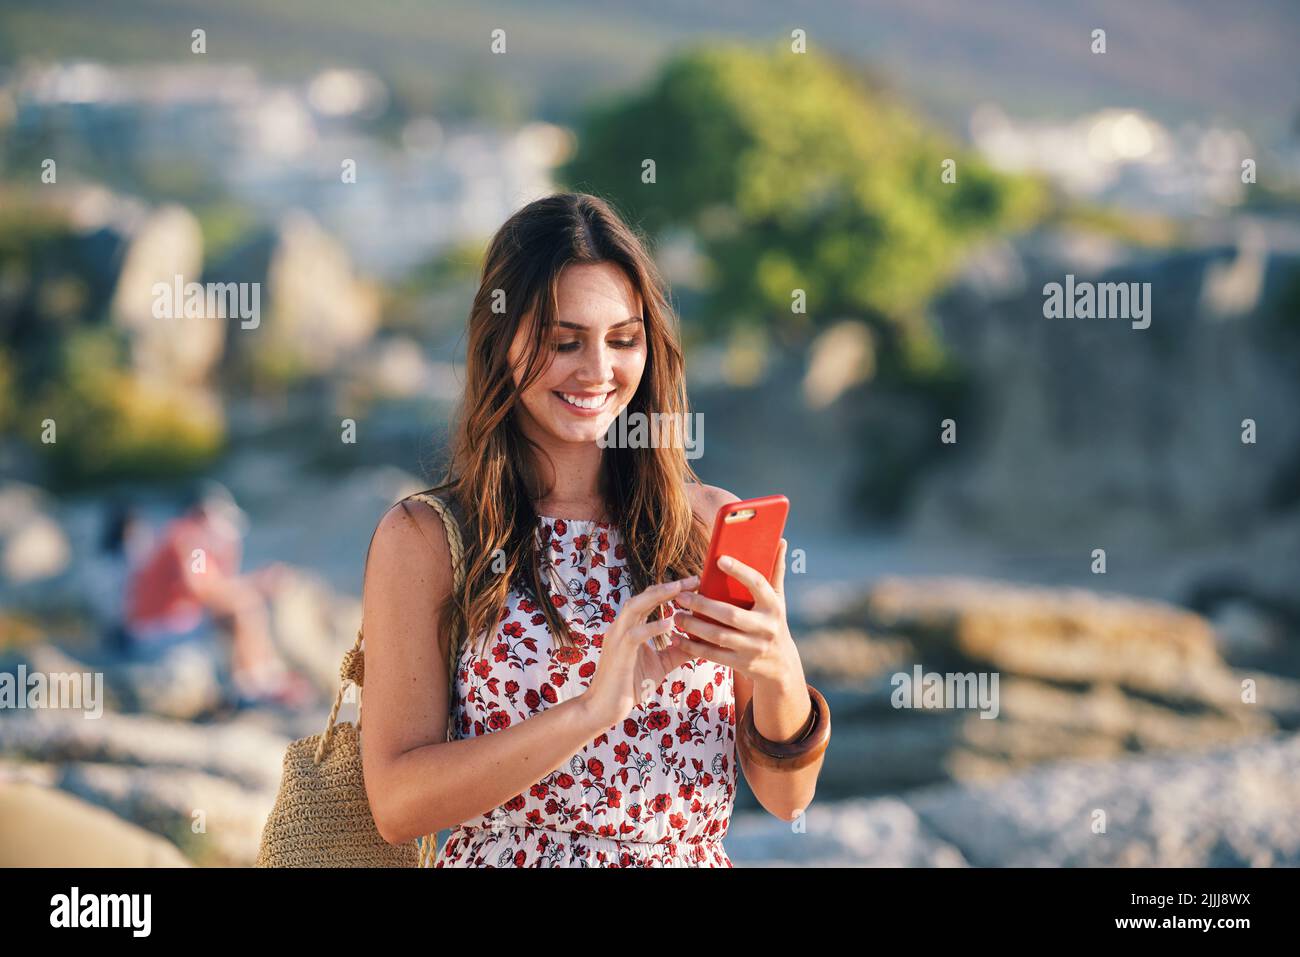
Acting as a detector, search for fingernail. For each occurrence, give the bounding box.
[718,555,733,569]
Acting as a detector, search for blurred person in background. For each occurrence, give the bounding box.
[123,481,313,709]
[88,502,154,655]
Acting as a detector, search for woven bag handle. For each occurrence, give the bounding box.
[314,493,466,764]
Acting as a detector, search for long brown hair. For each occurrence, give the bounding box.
[423,192,710,664]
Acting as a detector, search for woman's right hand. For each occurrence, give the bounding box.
[579,575,700,729]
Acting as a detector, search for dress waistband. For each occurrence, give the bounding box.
[451,821,722,865]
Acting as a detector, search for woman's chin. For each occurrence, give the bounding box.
[545,416,613,444]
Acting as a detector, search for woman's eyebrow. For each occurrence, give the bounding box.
[555,316,644,331]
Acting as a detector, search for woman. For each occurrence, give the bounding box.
[361,192,829,867]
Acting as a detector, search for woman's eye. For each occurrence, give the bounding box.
[553,338,641,353]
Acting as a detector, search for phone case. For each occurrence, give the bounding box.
[691,494,788,627]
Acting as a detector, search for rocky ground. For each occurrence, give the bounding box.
[4,567,1299,866]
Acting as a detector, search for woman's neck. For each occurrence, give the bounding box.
[528,444,609,520]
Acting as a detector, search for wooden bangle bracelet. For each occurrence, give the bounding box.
[737,683,830,772]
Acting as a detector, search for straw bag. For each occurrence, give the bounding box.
[254,492,465,868]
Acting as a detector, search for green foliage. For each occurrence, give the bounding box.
[34,329,225,485]
[560,43,1048,381]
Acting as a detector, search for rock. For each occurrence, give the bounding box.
[913,230,1300,550]
[3,637,225,721]
[0,780,192,867]
[110,204,224,386]
[0,709,290,792]
[730,730,1300,866]
[794,627,912,687]
[802,320,876,409]
[727,797,968,867]
[265,211,380,371]
[845,576,1226,698]
[0,483,71,585]
[263,569,363,695]
[905,730,1300,866]
[788,580,1300,799]
[114,641,229,720]
[56,761,272,866]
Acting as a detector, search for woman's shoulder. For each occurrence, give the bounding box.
[365,494,455,592]
[684,482,741,527]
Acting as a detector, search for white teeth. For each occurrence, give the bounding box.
[559,392,609,410]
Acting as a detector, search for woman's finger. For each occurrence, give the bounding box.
[771,538,788,597]
[715,554,778,613]
[627,576,700,619]
[674,591,761,632]
[675,613,752,652]
[675,633,742,669]
[633,616,676,643]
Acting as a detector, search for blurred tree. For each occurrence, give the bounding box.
[560,43,1046,382]
[35,329,225,486]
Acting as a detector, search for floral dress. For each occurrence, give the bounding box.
[431,515,737,867]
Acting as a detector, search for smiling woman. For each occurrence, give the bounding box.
[357,192,825,868]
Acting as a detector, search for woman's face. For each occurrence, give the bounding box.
[509,261,647,446]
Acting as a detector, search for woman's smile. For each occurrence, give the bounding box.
[553,389,616,415]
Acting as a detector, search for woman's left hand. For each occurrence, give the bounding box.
[670,538,802,688]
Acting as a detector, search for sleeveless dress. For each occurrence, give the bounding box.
[431,515,737,867]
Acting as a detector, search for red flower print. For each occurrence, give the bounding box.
[431,516,737,869]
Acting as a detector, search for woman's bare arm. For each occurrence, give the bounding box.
[360,499,611,845]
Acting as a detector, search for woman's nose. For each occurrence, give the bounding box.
[577,342,615,383]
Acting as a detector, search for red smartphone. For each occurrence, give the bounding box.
[679,494,789,636]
